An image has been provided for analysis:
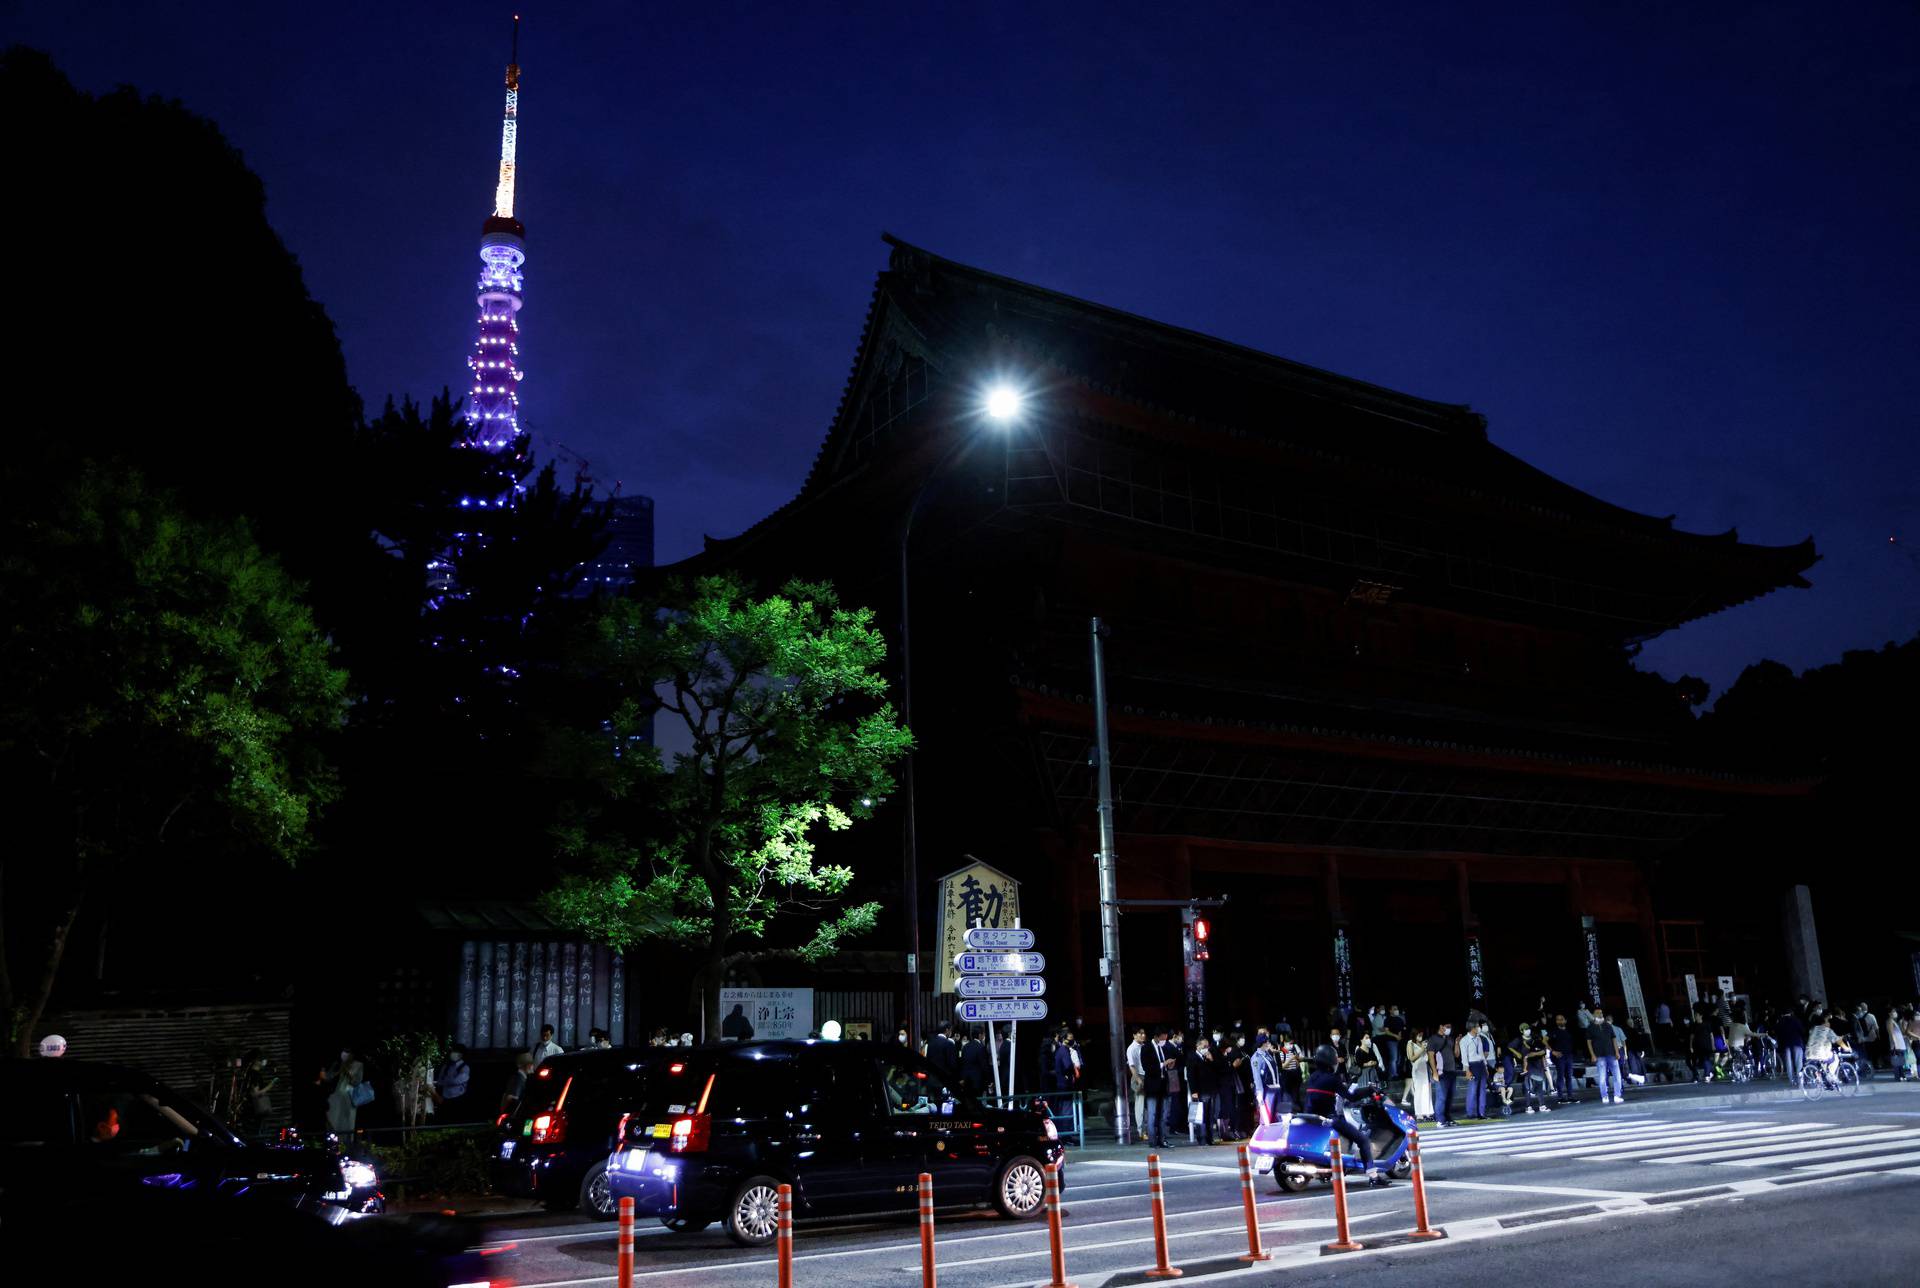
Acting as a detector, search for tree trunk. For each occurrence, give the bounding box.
[12,890,84,1059]
[692,942,728,1043]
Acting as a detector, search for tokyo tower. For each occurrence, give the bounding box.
[466,15,524,450]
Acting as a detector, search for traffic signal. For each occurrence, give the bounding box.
[1192,917,1211,960]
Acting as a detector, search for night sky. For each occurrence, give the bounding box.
[13,2,1916,699]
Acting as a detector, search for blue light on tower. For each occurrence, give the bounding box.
[465,17,525,452]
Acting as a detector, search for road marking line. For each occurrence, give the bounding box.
[1786,1149,1920,1176]
[1654,1128,1909,1165]
[924,1209,1395,1271]
[1561,1123,1815,1160]
[1429,1126,1712,1156]
[1080,1157,1237,1173]
[1723,1138,1920,1168]
[1420,1119,1684,1151]
[1423,1180,1643,1199]
[1509,1125,1782,1159]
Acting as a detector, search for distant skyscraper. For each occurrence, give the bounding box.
[578,494,656,594]
[465,16,525,451]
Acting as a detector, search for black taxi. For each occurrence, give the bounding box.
[606,1039,1065,1245]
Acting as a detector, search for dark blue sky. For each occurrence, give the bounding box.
[14,2,1916,698]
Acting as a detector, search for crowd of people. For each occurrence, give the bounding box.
[1103,990,1920,1149]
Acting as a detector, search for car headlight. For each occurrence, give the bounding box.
[341,1160,379,1189]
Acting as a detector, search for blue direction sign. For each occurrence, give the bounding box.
[953,974,1048,998]
[956,998,1049,1023]
[963,926,1036,951]
[954,951,1046,976]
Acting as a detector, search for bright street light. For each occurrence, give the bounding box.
[985,385,1023,420]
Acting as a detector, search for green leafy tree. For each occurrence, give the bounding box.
[541,574,913,1036]
[0,464,348,1056]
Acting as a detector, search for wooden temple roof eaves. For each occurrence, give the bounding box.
[415,901,569,936]
[702,236,1815,627]
[1009,684,1816,798]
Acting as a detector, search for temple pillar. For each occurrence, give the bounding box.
[1780,885,1827,1004]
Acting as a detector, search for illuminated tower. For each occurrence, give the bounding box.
[466,15,524,449]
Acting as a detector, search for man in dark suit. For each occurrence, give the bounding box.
[959,1027,993,1095]
[926,1022,960,1082]
[1142,1026,1172,1147]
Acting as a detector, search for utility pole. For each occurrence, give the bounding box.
[1090,617,1130,1144]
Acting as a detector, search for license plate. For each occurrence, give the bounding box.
[624,1148,652,1172]
[1254,1155,1273,1174]
[499,1141,515,1160]
[649,1123,672,1140]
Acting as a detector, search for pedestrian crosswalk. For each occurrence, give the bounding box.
[1416,1113,1918,1177]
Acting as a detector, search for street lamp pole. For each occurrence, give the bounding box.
[1090,616,1131,1144]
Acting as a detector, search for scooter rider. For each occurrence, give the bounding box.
[1303,1044,1391,1185]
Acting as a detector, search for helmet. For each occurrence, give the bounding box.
[1311,1044,1336,1071]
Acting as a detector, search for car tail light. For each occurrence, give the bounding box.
[616,1112,632,1142]
[531,1110,568,1145]
[668,1114,710,1153]
[1043,1118,1059,1142]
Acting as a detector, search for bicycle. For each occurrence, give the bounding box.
[1799,1057,1859,1101]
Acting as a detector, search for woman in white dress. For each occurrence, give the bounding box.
[1405,1028,1435,1121]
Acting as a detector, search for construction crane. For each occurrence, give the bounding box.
[550,441,620,497]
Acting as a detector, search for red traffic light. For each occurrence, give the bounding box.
[1193,918,1210,942]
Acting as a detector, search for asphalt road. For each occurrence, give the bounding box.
[468,1080,1919,1288]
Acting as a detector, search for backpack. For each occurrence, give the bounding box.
[350,1078,375,1108]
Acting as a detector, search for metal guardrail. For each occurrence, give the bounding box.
[981,1089,1085,1146]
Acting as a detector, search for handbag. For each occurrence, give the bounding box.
[349,1078,375,1108]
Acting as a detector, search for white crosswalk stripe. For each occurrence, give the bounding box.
[1413,1113,1918,1177]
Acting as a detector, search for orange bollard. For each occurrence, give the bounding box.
[618,1196,635,1287]
[1041,1162,1077,1288]
[1320,1135,1363,1253]
[1235,1144,1271,1262]
[776,1182,794,1288]
[1405,1128,1445,1240]
[1144,1153,1183,1278]
[918,1172,937,1288]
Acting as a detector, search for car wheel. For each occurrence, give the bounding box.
[994,1156,1047,1219]
[579,1159,617,1220]
[1276,1171,1311,1193]
[723,1175,785,1247]
[662,1216,711,1234]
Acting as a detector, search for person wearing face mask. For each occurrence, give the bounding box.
[1206,1031,1234,1139]
[1458,1021,1492,1120]
[1430,1022,1459,1126]
[1185,1037,1219,1145]
[1225,1031,1252,1135]
[1515,1023,1551,1113]
[1275,1028,1305,1114]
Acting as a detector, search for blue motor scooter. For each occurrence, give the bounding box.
[1246,1086,1415,1192]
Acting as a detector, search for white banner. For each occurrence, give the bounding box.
[1616,958,1649,1033]
[718,987,814,1041]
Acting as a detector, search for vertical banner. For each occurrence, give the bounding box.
[1333,927,1354,1013]
[935,860,1021,993]
[1683,973,1699,1011]
[1466,934,1486,1011]
[1616,958,1649,1033]
[1581,920,1602,1008]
